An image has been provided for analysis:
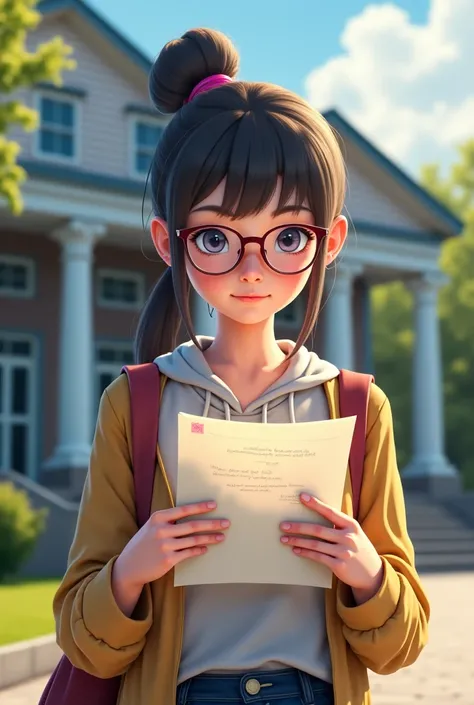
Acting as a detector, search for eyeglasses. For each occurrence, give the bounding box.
[176,223,328,275]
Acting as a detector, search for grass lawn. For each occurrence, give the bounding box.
[0,579,60,646]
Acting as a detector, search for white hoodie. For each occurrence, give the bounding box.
[155,337,340,685]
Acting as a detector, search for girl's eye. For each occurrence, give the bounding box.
[275,227,312,254]
[191,228,229,255]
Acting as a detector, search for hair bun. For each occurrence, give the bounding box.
[149,28,240,114]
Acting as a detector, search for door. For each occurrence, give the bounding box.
[0,333,37,477]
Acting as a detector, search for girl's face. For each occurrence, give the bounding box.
[152,179,347,327]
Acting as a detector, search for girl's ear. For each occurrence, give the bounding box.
[151,217,172,266]
[325,215,348,266]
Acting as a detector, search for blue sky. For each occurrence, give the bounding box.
[86,0,471,177]
[88,0,429,96]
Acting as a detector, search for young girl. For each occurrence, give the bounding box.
[53,27,429,705]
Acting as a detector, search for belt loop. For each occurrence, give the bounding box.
[297,671,315,705]
[177,677,192,705]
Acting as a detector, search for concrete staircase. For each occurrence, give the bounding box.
[405,492,474,572]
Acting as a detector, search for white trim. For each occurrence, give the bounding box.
[0,254,36,298]
[343,231,442,275]
[32,89,82,166]
[96,268,145,310]
[0,331,38,480]
[127,114,165,180]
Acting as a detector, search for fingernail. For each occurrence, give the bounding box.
[301,493,311,502]
[221,520,230,528]
[207,501,217,509]
[293,547,302,554]
[281,522,291,530]
[281,536,289,543]
[216,534,225,541]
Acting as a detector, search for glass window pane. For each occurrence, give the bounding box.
[135,122,147,145]
[0,264,7,288]
[122,280,137,302]
[60,133,74,157]
[11,424,27,475]
[12,367,28,414]
[40,129,56,153]
[123,350,134,364]
[12,266,27,289]
[102,277,117,300]
[61,101,74,127]
[135,151,151,174]
[41,97,56,123]
[11,341,31,356]
[0,366,3,414]
[97,347,114,362]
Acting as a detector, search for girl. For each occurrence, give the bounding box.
[53,27,429,705]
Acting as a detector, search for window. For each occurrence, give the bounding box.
[275,297,305,328]
[0,333,37,478]
[35,93,78,161]
[132,119,163,176]
[97,269,145,310]
[0,256,35,298]
[95,343,134,411]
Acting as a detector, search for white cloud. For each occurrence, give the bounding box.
[305,0,474,176]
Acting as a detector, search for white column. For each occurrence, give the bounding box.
[323,263,362,370]
[403,273,458,479]
[44,220,106,473]
[191,291,217,337]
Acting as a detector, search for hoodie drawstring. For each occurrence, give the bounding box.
[203,391,296,423]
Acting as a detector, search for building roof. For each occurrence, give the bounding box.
[38,0,463,237]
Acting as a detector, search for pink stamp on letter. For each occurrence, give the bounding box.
[191,422,204,434]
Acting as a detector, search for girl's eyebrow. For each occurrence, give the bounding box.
[190,204,313,216]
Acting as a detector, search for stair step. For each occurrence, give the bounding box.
[408,528,474,541]
[413,538,474,554]
[415,552,474,569]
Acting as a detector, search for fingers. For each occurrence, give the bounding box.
[279,520,340,542]
[173,545,209,565]
[280,535,341,557]
[299,493,353,529]
[172,533,226,552]
[169,518,230,538]
[152,501,217,524]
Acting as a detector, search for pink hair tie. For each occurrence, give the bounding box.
[184,74,233,104]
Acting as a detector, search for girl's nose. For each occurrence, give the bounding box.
[238,250,264,283]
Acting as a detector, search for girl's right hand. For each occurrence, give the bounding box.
[113,501,229,590]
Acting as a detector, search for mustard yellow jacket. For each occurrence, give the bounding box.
[54,374,430,705]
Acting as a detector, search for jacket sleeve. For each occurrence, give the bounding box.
[336,384,430,675]
[53,374,153,678]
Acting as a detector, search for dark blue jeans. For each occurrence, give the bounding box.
[177,668,335,705]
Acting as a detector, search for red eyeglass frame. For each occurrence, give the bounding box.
[176,223,329,275]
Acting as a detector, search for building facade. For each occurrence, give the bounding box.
[0,0,462,501]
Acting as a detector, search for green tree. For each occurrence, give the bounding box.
[0,0,74,214]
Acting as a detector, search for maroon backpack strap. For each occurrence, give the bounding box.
[121,363,161,528]
[338,369,374,520]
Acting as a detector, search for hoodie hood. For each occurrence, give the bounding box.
[155,337,339,423]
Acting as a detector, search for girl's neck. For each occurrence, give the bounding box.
[204,314,286,374]
[202,315,290,409]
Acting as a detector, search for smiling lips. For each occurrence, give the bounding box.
[231,294,270,302]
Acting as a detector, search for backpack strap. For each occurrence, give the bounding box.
[121,363,161,528]
[338,369,374,520]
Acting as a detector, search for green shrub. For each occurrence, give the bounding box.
[0,482,47,582]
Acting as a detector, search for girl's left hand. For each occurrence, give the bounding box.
[280,493,384,604]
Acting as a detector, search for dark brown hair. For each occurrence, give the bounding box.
[135,28,346,363]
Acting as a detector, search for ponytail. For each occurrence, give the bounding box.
[134,267,181,363]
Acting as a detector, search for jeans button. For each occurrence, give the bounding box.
[245,678,261,695]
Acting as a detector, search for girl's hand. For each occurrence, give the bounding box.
[114,501,229,591]
[280,493,383,603]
